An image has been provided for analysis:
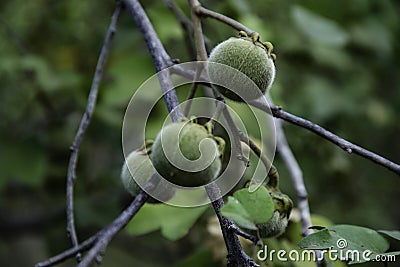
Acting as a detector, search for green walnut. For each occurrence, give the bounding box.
[240,179,293,238]
[256,190,293,238]
[151,120,224,187]
[121,146,175,203]
[208,31,276,102]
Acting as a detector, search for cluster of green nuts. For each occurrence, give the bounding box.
[120,32,290,238]
[207,31,276,102]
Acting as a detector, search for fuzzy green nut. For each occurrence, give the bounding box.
[207,32,276,102]
[239,178,293,238]
[120,147,175,203]
[256,191,293,238]
[151,120,223,187]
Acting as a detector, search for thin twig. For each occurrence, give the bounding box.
[250,99,400,176]
[206,184,259,267]
[35,236,98,267]
[193,4,253,35]
[65,4,122,262]
[36,185,151,267]
[77,190,150,267]
[228,224,258,244]
[190,0,208,62]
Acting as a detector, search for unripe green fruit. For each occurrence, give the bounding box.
[239,182,293,238]
[256,210,289,238]
[151,121,223,187]
[257,191,293,238]
[208,34,275,102]
[121,148,175,203]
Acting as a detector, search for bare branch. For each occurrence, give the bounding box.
[250,99,400,176]
[206,184,259,267]
[228,224,258,244]
[66,4,122,262]
[36,186,152,267]
[35,236,98,267]
[189,0,208,62]
[193,3,253,35]
[77,190,150,267]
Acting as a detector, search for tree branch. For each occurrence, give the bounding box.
[250,100,400,176]
[193,4,254,35]
[35,236,98,267]
[206,184,259,267]
[65,3,122,262]
[77,190,150,267]
[35,186,152,267]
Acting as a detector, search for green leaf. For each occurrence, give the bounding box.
[298,228,333,250]
[378,230,400,241]
[221,187,274,230]
[291,5,349,46]
[299,225,390,264]
[126,203,207,241]
[233,186,274,223]
[220,196,256,230]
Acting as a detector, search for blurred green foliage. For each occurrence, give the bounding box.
[0,0,399,266]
